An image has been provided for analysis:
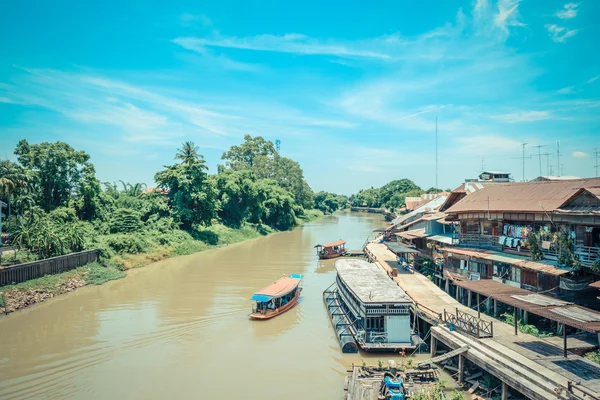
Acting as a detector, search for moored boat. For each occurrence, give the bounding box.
[249,274,303,320]
[315,239,347,259]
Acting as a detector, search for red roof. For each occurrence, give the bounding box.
[315,239,346,248]
[254,277,301,297]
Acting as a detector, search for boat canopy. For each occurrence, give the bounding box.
[314,239,346,248]
[250,275,302,302]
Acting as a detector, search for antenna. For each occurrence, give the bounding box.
[435,117,438,189]
[561,164,565,176]
[594,148,600,177]
[511,143,531,182]
[556,141,561,177]
[532,145,546,178]
[481,157,485,173]
[275,139,281,152]
[540,152,551,176]
[549,165,554,175]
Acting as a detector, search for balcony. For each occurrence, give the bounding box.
[452,234,600,268]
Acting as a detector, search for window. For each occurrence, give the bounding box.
[511,267,521,283]
[470,261,488,275]
[493,262,510,278]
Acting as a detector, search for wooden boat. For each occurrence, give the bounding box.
[315,239,347,259]
[249,274,303,320]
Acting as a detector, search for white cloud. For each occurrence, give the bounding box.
[587,76,599,84]
[545,24,578,42]
[456,134,523,153]
[572,151,587,158]
[494,0,526,34]
[180,13,212,27]
[556,3,579,19]
[173,35,391,60]
[492,111,553,123]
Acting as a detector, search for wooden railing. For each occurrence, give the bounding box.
[0,250,99,286]
[444,308,493,338]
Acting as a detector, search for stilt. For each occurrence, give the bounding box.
[523,310,529,324]
[477,293,481,318]
[563,324,568,358]
[514,307,518,335]
[493,298,497,317]
[445,278,449,293]
[455,286,460,301]
[501,381,509,400]
[458,354,465,384]
[430,337,437,357]
[467,290,472,308]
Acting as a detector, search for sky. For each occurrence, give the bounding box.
[1,0,599,195]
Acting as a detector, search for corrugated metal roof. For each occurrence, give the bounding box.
[445,178,600,214]
[450,276,600,333]
[395,228,428,239]
[391,195,448,226]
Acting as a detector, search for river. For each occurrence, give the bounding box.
[0,212,443,400]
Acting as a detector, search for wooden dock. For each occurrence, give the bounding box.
[365,242,600,400]
[345,364,441,400]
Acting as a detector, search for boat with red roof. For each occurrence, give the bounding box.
[315,239,347,259]
[249,274,303,320]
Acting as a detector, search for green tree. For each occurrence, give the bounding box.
[221,134,276,170]
[155,143,218,229]
[252,180,297,230]
[214,170,258,227]
[14,140,95,212]
[175,141,200,165]
[118,181,147,197]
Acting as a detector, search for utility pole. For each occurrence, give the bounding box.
[435,117,438,189]
[561,164,565,176]
[481,157,485,173]
[512,143,531,182]
[532,145,546,178]
[549,165,554,176]
[594,148,600,177]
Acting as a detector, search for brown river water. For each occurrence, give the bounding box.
[0,212,454,400]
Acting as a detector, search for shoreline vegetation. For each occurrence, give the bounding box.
[0,135,344,314]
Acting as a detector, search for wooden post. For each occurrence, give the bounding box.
[563,324,568,358]
[467,290,472,307]
[455,286,460,301]
[493,298,497,317]
[501,382,508,400]
[445,278,449,292]
[430,336,437,357]
[477,293,481,318]
[514,307,518,335]
[458,354,465,383]
[523,310,529,324]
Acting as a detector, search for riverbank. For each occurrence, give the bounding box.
[0,210,325,314]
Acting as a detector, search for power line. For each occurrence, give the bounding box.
[540,153,551,176]
[512,143,531,182]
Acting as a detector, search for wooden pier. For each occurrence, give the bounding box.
[345,364,441,400]
[365,242,600,400]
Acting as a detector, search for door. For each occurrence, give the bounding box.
[385,315,411,343]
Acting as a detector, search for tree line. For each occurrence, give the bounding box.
[0,135,346,261]
[349,179,448,210]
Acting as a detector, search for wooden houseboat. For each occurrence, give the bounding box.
[324,259,414,353]
[315,239,347,259]
[249,274,303,320]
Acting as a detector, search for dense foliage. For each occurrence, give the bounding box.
[349,179,447,209]
[0,136,323,268]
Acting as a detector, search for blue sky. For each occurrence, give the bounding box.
[1,0,599,194]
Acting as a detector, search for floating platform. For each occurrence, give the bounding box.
[345,364,441,400]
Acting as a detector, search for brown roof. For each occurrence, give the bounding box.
[396,228,428,239]
[254,276,301,297]
[315,239,346,248]
[445,178,600,214]
[590,280,600,289]
[451,276,600,333]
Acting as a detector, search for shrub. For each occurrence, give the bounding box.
[109,209,143,233]
[106,234,148,254]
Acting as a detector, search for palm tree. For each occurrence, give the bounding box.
[175,141,200,164]
[118,181,147,197]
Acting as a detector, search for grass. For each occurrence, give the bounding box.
[499,312,554,338]
[585,349,600,365]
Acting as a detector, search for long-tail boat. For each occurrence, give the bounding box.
[249,274,303,320]
[315,239,347,259]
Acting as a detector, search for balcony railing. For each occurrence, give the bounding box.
[451,234,600,268]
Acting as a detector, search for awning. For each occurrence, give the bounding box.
[252,276,301,300]
[385,242,420,254]
[428,235,454,245]
[315,239,346,248]
[251,294,273,302]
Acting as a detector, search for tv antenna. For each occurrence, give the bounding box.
[512,143,531,182]
[594,148,600,177]
[275,138,281,152]
[435,117,438,189]
[556,141,561,177]
[531,145,546,178]
[540,152,551,176]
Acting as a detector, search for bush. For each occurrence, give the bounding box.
[83,263,125,285]
[106,234,149,254]
[109,208,143,233]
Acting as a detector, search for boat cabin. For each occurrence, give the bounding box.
[324,259,414,352]
[250,274,303,320]
[315,239,347,259]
